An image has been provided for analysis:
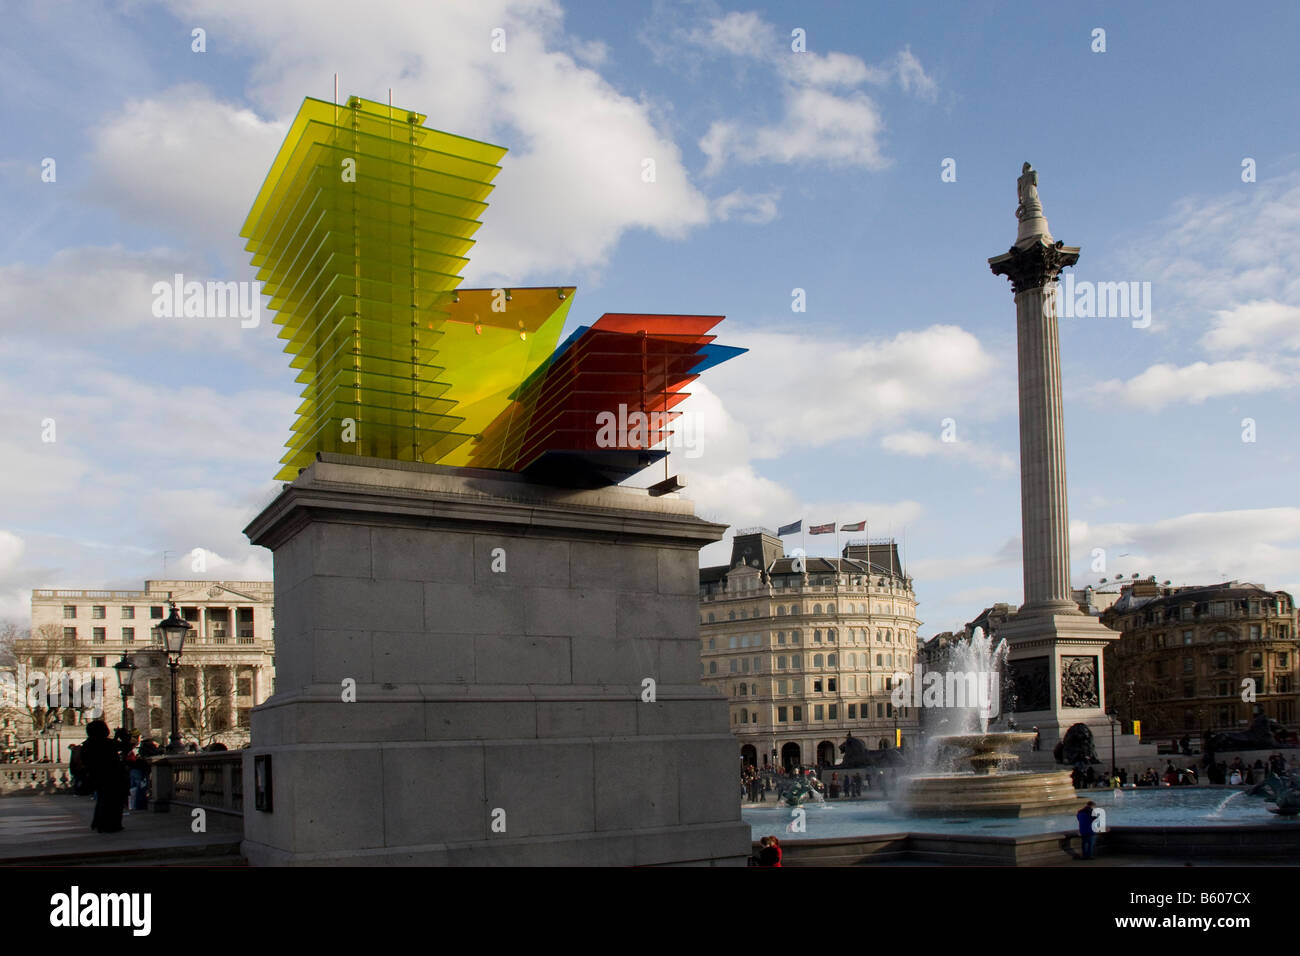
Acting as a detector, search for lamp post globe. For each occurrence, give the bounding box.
[158,601,191,753]
[113,655,137,735]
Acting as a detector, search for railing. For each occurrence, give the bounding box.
[0,763,71,794]
[150,752,243,816]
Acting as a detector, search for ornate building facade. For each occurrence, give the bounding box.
[1101,578,1298,743]
[18,580,275,757]
[699,530,921,770]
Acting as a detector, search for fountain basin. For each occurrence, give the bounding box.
[897,769,1079,818]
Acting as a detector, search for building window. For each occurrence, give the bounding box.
[729,660,738,673]
[778,706,788,722]
[63,627,77,640]
[62,656,76,667]
[92,628,106,644]
[828,704,838,720]
[150,627,161,642]
[876,654,883,666]
[91,606,105,619]
[238,708,251,729]
[791,630,800,643]
[813,678,823,692]
[793,706,803,721]
[93,656,107,667]
[121,627,134,643]
[1280,653,1290,668]
[792,655,801,668]
[828,678,837,691]
[1183,632,1194,645]
[1183,657,1194,674]
[148,678,163,697]
[848,704,856,718]
[1251,652,1263,669]
[707,613,715,623]
[742,659,750,673]
[777,631,785,644]
[814,654,824,668]
[814,629,822,643]
[828,629,836,643]
[121,606,135,619]
[814,705,824,721]
[1250,625,1261,640]
[828,654,837,667]
[777,679,787,694]
[709,661,717,674]
[150,606,164,619]
[777,655,787,669]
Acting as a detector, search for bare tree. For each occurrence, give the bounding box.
[176,667,242,748]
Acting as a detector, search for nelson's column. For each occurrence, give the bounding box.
[988,163,1119,750]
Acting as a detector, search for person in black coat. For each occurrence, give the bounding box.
[81,720,127,833]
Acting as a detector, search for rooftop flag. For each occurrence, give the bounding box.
[777,520,801,536]
[840,520,866,531]
[809,523,834,535]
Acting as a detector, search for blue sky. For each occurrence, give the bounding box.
[2,0,1299,635]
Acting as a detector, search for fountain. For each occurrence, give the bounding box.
[896,628,1079,818]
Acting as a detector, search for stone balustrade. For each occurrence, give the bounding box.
[149,752,243,817]
[0,763,70,794]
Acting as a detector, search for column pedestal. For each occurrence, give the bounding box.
[240,454,750,866]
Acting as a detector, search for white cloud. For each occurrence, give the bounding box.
[1201,300,1300,354]
[880,430,1016,474]
[702,324,1007,456]
[702,87,889,175]
[1092,359,1293,410]
[682,10,935,176]
[712,188,780,224]
[121,0,712,283]
[1128,171,1300,316]
[85,86,287,265]
[1071,508,1300,597]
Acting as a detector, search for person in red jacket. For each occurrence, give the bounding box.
[757,835,783,866]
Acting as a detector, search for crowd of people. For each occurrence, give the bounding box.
[742,762,893,803]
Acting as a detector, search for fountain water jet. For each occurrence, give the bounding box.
[896,628,1079,818]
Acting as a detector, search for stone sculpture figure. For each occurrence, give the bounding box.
[1248,770,1300,815]
[1061,656,1099,708]
[1016,162,1043,221]
[1205,704,1285,753]
[1054,722,1101,766]
[836,734,871,768]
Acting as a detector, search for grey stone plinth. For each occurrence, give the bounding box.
[240,454,750,866]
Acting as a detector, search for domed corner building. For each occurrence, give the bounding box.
[698,528,921,773]
[1101,577,1298,745]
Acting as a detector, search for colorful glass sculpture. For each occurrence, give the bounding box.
[242,95,743,484]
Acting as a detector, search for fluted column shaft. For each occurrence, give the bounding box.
[1015,283,1073,608]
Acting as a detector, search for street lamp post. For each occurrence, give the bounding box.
[158,601,192,754]
[113,655,137,735]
